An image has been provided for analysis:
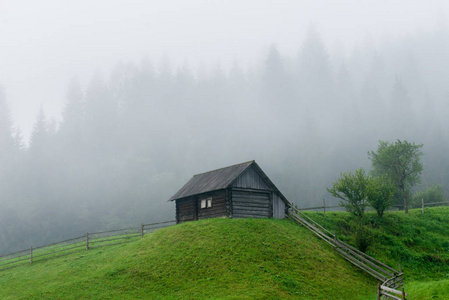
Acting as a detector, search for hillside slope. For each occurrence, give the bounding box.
[304,207,449,281]
[0,218,376,299]
[305,207,449,299]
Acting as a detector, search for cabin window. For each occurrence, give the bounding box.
[201,198,212,209]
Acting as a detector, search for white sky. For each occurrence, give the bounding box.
[0,0,448,139]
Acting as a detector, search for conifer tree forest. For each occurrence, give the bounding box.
[1,28,449,254]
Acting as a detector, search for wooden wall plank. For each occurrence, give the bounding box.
[176,197,196,223]
[273,193,286,219]
[232,190,270,219]
[196,190,227,220]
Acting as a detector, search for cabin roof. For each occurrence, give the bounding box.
[168,160,289,204]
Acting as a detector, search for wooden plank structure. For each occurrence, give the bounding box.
[169,161,290,223]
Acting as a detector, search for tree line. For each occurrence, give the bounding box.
[1,26,449,254]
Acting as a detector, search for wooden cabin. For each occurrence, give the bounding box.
[169,161,290,223]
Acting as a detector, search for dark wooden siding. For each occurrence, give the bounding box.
[232,190,270,218]
[176,197,196,223]
[197,190,227,220]
[232,166,270,190]
[273,193,286,219]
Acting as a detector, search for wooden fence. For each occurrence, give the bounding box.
[0,220,176,271]
[287,207,407,299]
[298,198,449,216]
[295,199,343,216]
[420,200,449,213]
[378,278,407,300]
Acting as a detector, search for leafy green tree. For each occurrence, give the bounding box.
[412,184,447,208]
[368,140,423,213]
[327,168,369,218]
[366,175,395,217]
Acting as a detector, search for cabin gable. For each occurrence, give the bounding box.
[231,165,270,190]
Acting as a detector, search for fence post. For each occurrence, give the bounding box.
[333,231,337,248]
[141,223,144,238]
[323,199,326,216]
[422,198,424,214]
[86,232,89,250]
[30,246,33,264]
[402,287,406,300]
[377,282,381,300]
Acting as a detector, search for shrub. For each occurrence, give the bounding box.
[327,168,369,218]
[354,223,373,253]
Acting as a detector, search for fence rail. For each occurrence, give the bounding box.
[420,200,449,213]
[0,220,176,272]
[287,207,407,299]
[378,282,407,300]
[297,199,449,217]
[295,199,344,216]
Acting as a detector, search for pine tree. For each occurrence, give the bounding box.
[389,76,416,138]
[297,26,332,105]
[60,77,85,135]
[84,74,119,158]
[12,128,25,153]
[28,105,48,154]
[261,44,295,115]
[0,87,15,156]
[58,77,87,157]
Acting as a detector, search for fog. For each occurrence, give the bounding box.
[1,1,449,253]
[2,0,447,138]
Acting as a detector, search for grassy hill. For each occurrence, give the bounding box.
[0,218,376,299]
[304,206,449,299]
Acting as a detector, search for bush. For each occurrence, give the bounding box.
[354,222,373,253]
[327,168,369,218]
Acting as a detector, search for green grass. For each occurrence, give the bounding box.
[0,218,377,299]
[303,207,449,281]
[406,279,449,300]
[303,207,449,299]
[0,232,141,271]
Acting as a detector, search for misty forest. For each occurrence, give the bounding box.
[1,26,449,255]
